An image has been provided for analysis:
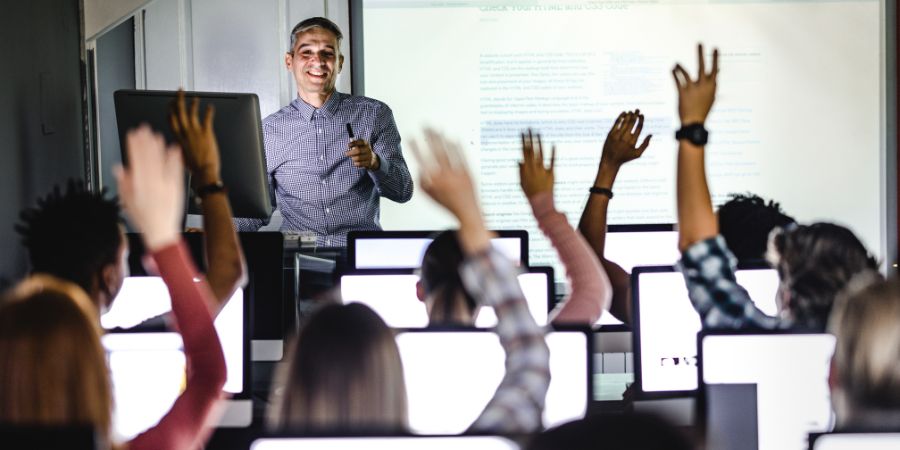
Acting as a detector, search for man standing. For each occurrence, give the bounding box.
[237,17,413,247]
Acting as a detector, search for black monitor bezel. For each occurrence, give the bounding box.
[113,89,272,219]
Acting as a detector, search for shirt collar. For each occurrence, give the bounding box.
[291,91,344,121]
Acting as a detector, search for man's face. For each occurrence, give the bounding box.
[286,27,344,99]
[101,229,130,314]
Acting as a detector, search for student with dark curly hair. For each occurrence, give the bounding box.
[16,91,245,317]
[672,44,878,332]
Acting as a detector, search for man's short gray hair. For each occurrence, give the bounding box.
[289,17,343,52]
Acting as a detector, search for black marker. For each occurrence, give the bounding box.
[346,123,355,139]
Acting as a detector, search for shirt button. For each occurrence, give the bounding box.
[321,180,326,185]
[319,156,324,160]
[317,128,323,133]
[325,208,330,214]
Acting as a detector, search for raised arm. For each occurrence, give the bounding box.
[674,44,719,251]
[409,129,550,433]
[577,111,652,325]
[169,91,247,314]
[116,126,227,450]
[672,45,778,330]
[518,130,611,325]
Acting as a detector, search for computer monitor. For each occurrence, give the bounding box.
[396,328,591,434]
[340,267,553,327]
[101,276,251,440]
[605,224,680,272]
[346,230,528,269]
[251,435,520,450]
[810,433,900,450]
[699,331,836,450]
[632,265,780,395]
[114,89,271,218]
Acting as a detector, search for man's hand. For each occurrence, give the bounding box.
[346,140,380,170]
[601,110,652,170]
[519,129,556,199]
[673,44,718,125]
[168,90,221,188]
[115,125,184,251]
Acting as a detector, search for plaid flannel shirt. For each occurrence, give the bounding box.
[677,235,787,330]
[460,248,552,433]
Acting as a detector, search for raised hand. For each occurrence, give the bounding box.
[346,140,380,170]
[408,128,490,254]
[519,129,556,199]
[673,44,719,125]
[168,90,221,188]
[601,110,652,170]
[115,125,184,251]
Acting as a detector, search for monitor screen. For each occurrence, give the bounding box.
[396,329,589,434]
[114,89,271,218]
[634,267,779,393]
[605,228,680,273]
[701,333,836,450]
[251,436,520,450]
[340,270,550,327]
[350,233,526,269]
[101,277,246,439]
[813,433,900,450]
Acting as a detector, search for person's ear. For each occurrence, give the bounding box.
[285,52,293,70]
[416,280,425,301]
[338,54,344,73]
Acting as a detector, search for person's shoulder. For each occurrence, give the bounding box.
[341,93,391,111]
[262,104,299,128]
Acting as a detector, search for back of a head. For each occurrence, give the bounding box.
[16,180,122,305]
[770,222,879,330]
[828,272,900,430]
[268,302,407,432]
[419,230,478,324]
[0,275,111,436]
[527,413,695,450]
[717,193,795,260]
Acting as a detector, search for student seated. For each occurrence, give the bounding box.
[0,126,226,450]
[15,90,245,320]
[527,413,695,450]
[577,109,796,325]
[671,44,878,331]
[270,129,551,434]
[828,273,900,430]
[417,130,611,326]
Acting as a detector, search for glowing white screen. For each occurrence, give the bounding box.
[340,272,549,327]
[353,237,523,269]
[702,334,836,450]
[251,436,520,450]
[813,434,900,450]
[605,231,680,272]
[101,277,244,439]
[397,331,587,434]
[362,0,885,286]
[637,269,778,392]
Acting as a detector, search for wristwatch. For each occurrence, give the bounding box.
[675,123,709,146]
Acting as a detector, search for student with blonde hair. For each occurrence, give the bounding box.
[0,125,226,450]
[828,273,900,430]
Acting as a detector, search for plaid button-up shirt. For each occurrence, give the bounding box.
[236,92,413,246]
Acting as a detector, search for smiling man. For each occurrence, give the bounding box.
[236,17,413,247]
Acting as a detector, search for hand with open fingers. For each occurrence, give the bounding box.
[115,125,185,251]
[601,110,652,169]
[672,44,719,125]
[407,128,482,224]
[168,89,221,188]
[346,139,380,170]
[519,129,556,199]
